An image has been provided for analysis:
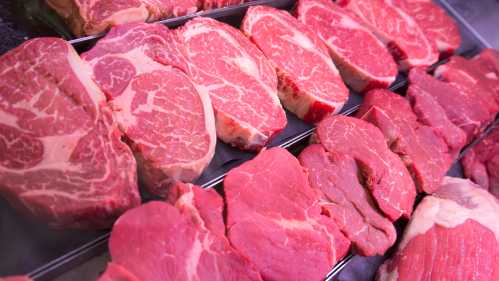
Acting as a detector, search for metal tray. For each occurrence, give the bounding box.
[0,0,495,280]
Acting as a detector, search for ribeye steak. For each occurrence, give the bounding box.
[299,144,396,256]
[83,23,216,197]
[0,38,140,228]
[296,0,397,92]
[178,17,287,150]
[315,115,416,221]
[242,5,349,123]
[224,147,350,281]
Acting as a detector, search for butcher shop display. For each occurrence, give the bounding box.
[296,0,398,92]
[242,5,349,122]
[377,177,499,281]
[0,0,498,280]
[82,23,217,197]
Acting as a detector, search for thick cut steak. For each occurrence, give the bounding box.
[357,89,453,193]
[392,0,461,56]
[298,144,396,256]
[339,0,438,70]
[474,48,499,77]
[377,177,499,281]
[224,147,350,281]
[46,0,198,36]
[83,23,216,197]
[315,115,416,221]
[98,263,139,281]
[296,0,397,92]
[462,127,499,198]
[0,38,140,228]
[408,68,490,142]
[241,5,349,123]
[107,183,263,281]
[178,17,287,150]
[435,55,499,116]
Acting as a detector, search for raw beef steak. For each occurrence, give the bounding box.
[46,0,198,36]
[296,0,397,92]
[178,17,287,150]
[241,5,349,123]
[356,89,453,193]
[461,127,499,198]
[299,144,396,256]
[107,183,263,281]
[0,38,140,228]
[435,55,499,116]
[201,0,244,9]
[339,0,438,70]
[98,263,139,281]
[392,0,461,57]
[474,48,499,76]
[0,277,32,281]
[406,75,467,156]
[377,177,499,281]
[224,147,350,281]
[408,67,490,142]
[83,23,216,197]
[315,115,416,221]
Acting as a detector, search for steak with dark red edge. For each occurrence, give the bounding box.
[356,89,453,193]
[296,0,397,92]
[108,182,263,281]
[83,23,217,197]
[298,144,396,256]
[392,0,461,57]
[377,177,499,281]
[178,17,287,150]
[461,127,499,198]
[315,115,416,221]
[46,0,199,36]
[408,67,490,142]
[338,0,438,70]
[241,5,349,123]
[224,147,350,281]
[98,263,140,281]
[0,38,140,229]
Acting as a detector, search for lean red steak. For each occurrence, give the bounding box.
[435,55,499,116]
[296,0,397,92]
[178,17,287,150]
[299,144,396,256]
[224,147,350,281]
[201,0,244,9]
[315,115,416,221]
[461,127,499,198]
[406,73,467,156]
[338,0,438,70]
[98,263,139,281]
[392,0,461,57]
[357,89,453,193]
[83,23,216,197]
[106,182,263,281]
[241,5,349,123]
[0,38,140,228]
[473,48,499,77]
[408,67,490,142]
[377,177,499,281]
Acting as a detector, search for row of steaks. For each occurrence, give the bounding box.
[0,0,467,229]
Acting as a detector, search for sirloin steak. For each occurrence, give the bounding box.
[356,89,453,193]
[315,115,416,221]
[46,0,198,36]
[242,5,349,123]
[0,38,140,228]
[339,0,438,70]
[178,17,287,150]
[296,0,397,92]
[83,23,216,197]
[461,127,499,198]
[392,0,461,56]
[106,182,263,281]
[377,177,499,281]
[299,144,397,256]
[224,147,350,281]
